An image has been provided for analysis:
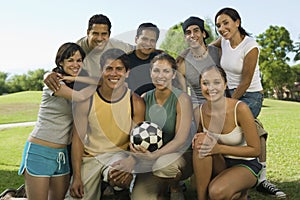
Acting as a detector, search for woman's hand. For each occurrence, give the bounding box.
[193,132,219,157]
[129,143,158,160]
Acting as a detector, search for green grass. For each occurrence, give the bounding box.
[0,127,33,191]
[0,96,299,199]
[0,91,42,124]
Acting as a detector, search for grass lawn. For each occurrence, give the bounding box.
[0,91,42,124]
[0,92,299,199]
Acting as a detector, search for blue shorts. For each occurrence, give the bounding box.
[18,141,70,177]
[229,89,264,118]
[225,157,262,178]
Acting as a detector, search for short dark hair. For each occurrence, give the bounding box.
[88,14,112,35]
[136,23,160,41]
[100,48,130,72]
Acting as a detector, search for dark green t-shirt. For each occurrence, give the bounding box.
[144,87,182,145]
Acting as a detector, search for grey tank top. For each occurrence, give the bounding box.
[185,45,220,105]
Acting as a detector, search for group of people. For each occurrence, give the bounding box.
[0,7,286,200]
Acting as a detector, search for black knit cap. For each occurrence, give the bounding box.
[182,16,209,39]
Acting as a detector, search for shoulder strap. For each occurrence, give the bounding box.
[234,101,242,126]
[199,104,204,128]
[130,91,134,119]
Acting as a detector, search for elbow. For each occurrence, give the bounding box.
[251,145,261,157]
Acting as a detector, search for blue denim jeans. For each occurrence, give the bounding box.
[229,89,264,118]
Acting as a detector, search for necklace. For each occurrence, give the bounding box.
[192,47,208,59]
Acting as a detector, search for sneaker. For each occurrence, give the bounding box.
[256,180,286,198]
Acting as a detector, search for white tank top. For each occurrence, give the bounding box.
[200,101,255,160]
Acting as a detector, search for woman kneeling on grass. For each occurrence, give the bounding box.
[16,43,96,200]
[192,65,261,200]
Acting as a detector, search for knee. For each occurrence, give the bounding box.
[153,155,183,179]
[208,183,228,200]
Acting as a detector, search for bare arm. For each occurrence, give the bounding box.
[131,93,146,126]
[54,84,97,102]
[231,48,259,99]
[62,76,100,85]
[176,59,187,92]
[44,72,62,92]
[69,99,90,198]
[210,37,222,48]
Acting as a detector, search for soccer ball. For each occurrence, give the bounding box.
[130,121,163,152]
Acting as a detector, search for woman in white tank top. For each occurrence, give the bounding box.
[192,65,261,200]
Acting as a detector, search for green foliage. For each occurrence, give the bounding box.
[291,64,300,82]
[26,69,46,91]
[257,26,293,63]
[256,26,295,97]
[0,72,8,94]
[1,68,47,94]
[293,35,300,61]
[160,23,188,58]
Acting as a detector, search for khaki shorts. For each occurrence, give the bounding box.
[65,151,128,200]
[131,151,193,200]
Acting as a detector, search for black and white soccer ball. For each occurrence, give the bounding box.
[130,121,163,152]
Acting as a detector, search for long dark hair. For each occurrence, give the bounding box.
[215,7,250,37]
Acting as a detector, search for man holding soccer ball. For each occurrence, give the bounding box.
[67,48,145,200]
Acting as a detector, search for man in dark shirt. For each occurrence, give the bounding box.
[126,23,162,96]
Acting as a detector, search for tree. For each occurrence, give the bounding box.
[6,74,28,93]
[5,68,46,93]
[0,72,9,94]
[26,69,47,91]
[290,64,300,100]
[256,26,294,99]
[293,36,300,61]
[159,23,187,58]
[159,18,217,58]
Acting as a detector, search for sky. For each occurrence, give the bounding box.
[0,0,299,76]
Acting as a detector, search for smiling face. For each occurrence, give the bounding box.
[87,24,110,50]
[101,58,128,90]
[215,14,240,40]
[135,29,157,57]
[60,50,83,77]
[184,25,206,48]
[150,59,176,91]
[200,67,227,102]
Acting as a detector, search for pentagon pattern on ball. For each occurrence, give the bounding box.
[130,121,163,152]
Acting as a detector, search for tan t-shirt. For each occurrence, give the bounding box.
[77,37,134,77]
[83,89,132,156]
